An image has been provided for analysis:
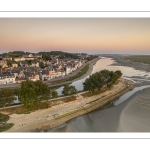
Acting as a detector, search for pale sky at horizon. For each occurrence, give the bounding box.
[0,18,150,54]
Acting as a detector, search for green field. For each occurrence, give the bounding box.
[125,56,150,64]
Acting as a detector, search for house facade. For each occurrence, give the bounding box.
[0,73,15,85]
[12,63,18,68]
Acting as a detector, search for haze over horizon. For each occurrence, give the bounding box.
[0,18,150,55]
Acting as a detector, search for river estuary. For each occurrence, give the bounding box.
[48,57,150,132]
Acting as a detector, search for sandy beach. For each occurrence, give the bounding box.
[3,78,134,132]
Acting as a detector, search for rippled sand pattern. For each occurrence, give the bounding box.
[52,88,150,132]
[119,88,150,132]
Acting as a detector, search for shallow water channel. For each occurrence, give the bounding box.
[56,57,150,95]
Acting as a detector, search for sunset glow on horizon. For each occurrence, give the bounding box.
[0,18,150,54]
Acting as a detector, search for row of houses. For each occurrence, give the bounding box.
[0,72,15,85]
[0,60,40,68]
[0,59,84,84]
[36,59,83,81]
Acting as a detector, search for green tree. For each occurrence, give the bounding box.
[115,70,122,77]
[0,88,15,108]
[18,80,51,107]
[69,85,78,95]
[62,84,70,96]
[42,54,52,61]
[83,70,122,92]
[62,84,78,96]
[83,71,104,92]
[35,80,51,101]
[39,62,45,69]
[52,91,58,98]
[6,60,12,67]
[86,55,98,61]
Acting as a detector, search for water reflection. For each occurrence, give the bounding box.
[56,57,150,95]
[114,85,150,105]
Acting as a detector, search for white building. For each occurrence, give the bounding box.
[55,70,62,77]
[78,60,82,67]
[0,73,15,85]
[30,62,39,67]
[65,66,72,75]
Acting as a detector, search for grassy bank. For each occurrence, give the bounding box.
[68,64,89,81]
[1,96,77,115]
[82,87,110,98]
[0,113,14,132]
[125,55,150,64]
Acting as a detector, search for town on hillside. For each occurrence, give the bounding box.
[0,51,97,85]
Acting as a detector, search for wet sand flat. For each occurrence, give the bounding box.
[118,88,150,132]
[54,87,150,132]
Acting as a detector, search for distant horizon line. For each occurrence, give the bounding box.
[0,50,150,55]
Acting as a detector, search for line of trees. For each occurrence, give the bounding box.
[86,55,98,61]
[0,81,78,108]
[18,81,78,107]
[38,51,79,59]
[83,70,122,93]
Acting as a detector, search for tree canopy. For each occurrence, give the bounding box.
[2,51,28,58]
[38,51,79,59]
[86,55,98,61]
[39,62,45,69]
[62,84,78,96]
[0,88,15,107]
[52,91,58,98]
[18,80,51,107]
[83,69,122,92]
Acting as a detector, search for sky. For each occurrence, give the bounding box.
[0,18,150,54]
